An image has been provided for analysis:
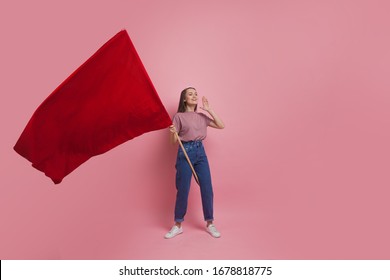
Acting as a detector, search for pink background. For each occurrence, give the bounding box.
[1,0,390,259]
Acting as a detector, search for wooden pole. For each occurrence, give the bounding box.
[174,131,200,185]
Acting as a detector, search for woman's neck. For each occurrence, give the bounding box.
[185,105,196,112]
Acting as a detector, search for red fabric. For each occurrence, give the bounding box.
[14,30,172,184]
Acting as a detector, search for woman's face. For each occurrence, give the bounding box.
[184,88,198,106]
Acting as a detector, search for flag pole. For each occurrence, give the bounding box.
[174,131,200,185]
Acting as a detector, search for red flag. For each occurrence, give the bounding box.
[14,30,172,184]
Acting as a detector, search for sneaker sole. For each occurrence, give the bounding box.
[164,230,183,239]
[207,230,221,238]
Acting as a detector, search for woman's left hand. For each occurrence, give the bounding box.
[200,96,211,112]
[200,96,225,129]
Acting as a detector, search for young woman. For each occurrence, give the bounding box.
[165,87,225,239]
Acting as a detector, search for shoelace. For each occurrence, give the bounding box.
[169,226,179,234]
[208,225,218,232]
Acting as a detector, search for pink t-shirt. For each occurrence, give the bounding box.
[172,112,212,142]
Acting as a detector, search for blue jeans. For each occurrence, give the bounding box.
[174,141,214,222]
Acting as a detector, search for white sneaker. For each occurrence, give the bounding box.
[207,224,221,238]
[164,225,183,239]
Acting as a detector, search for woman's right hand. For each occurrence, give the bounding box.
[169,125,178,144]
[169,125,177,134]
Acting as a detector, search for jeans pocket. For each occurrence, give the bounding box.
[180,145,192,154]
[177,147,187,159]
